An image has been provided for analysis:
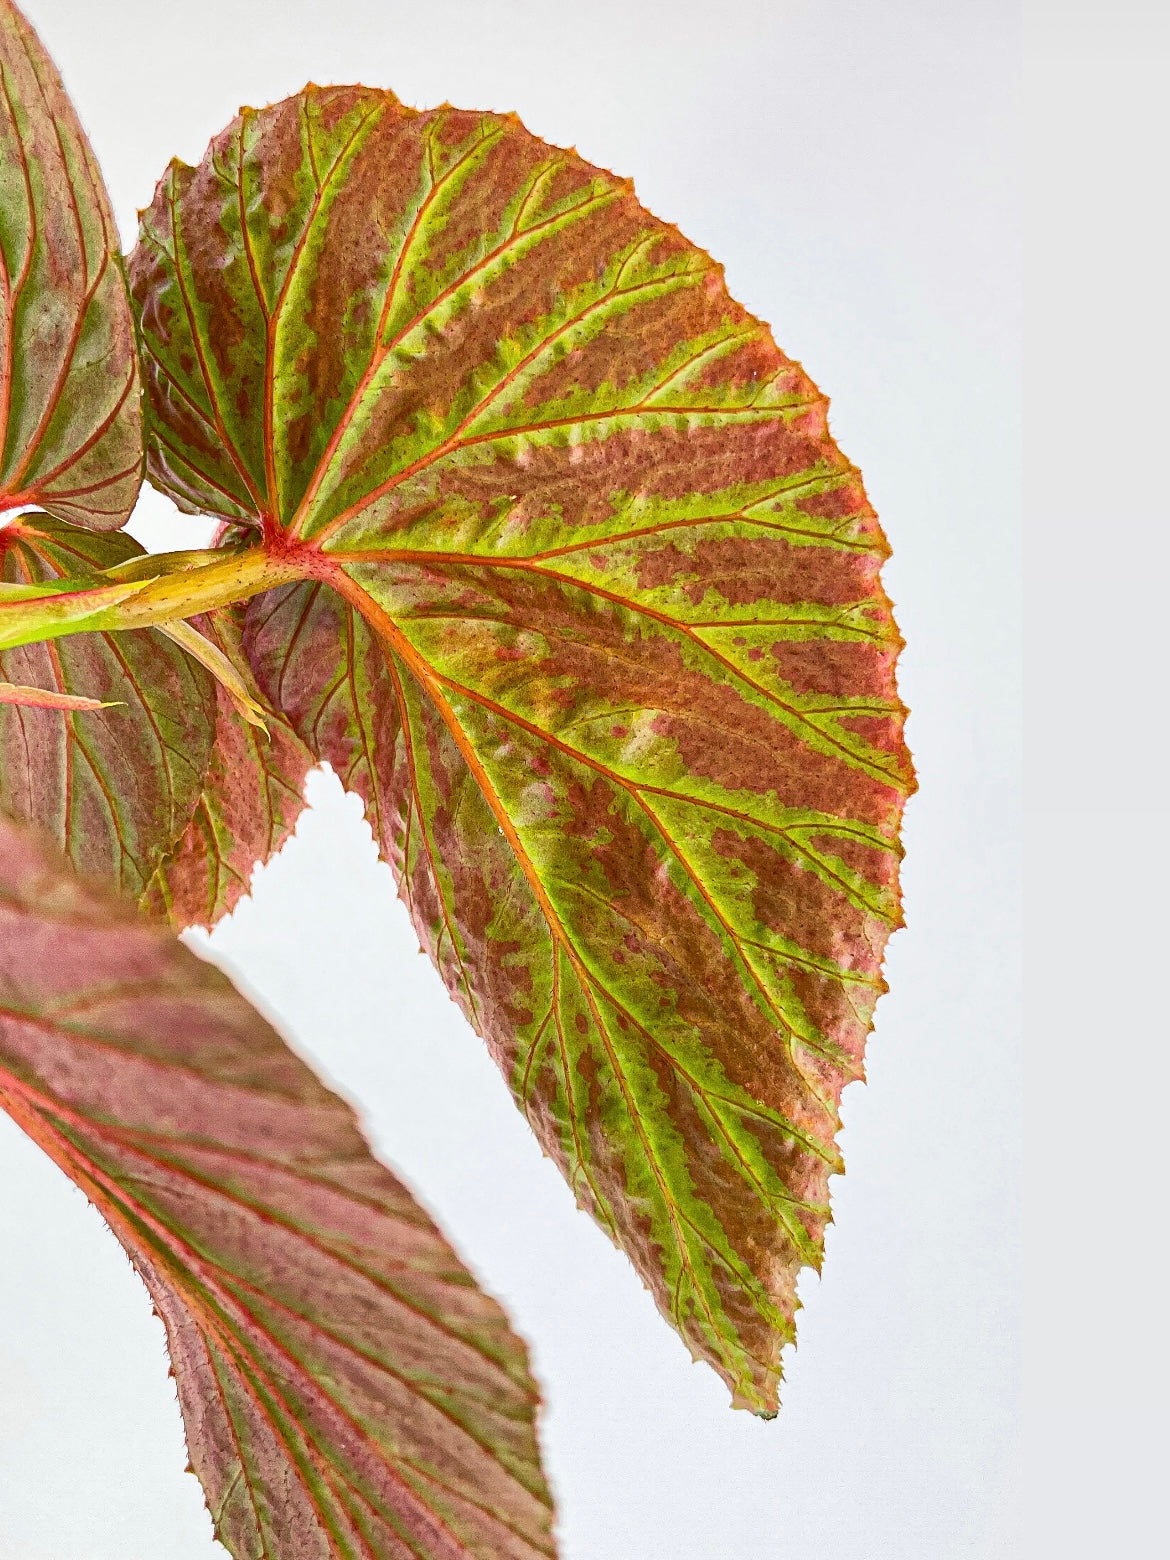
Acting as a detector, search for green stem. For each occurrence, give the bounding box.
[0,546,304,653]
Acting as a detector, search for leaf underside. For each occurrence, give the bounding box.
[131,83,915,1412]
[0,513,217,898]
[0,0,141,528]
[0,811,556,1559]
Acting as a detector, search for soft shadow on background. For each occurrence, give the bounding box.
[0,3,1021,1557]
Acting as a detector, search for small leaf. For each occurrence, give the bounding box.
[144,607,314,931]
[157,615,270,731]
[0,811,556,1559]
[0,513,216,896]
[0,678,119,709]
[133,85,914,1412]
[0,0,142,528]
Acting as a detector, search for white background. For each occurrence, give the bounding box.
[1023,5,1168,1558]
[0,3,1025,1557]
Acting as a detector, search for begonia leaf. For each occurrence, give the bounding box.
[0,513,215,897]
[0,0,142,528]
[0,810,556,1559]
[131,84,914,1413]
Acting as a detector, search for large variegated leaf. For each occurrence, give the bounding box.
[0,512,216,895]
[0,810,556,1559]
[0,0,141,528]
[143,606,314,930]
[131,84,914,1413]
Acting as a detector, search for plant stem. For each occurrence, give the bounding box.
[0,546,304,653]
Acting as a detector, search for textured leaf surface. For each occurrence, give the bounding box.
[144,607,314,930]
[0,513,215,897]
[131,85,914,1411]
[0,0,141,528]
[0,810,556,1559]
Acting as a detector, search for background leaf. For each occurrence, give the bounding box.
[0,810,557,1559]
[0,0,141,528]
[132,84,914,1413]
[0,513,216,898]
